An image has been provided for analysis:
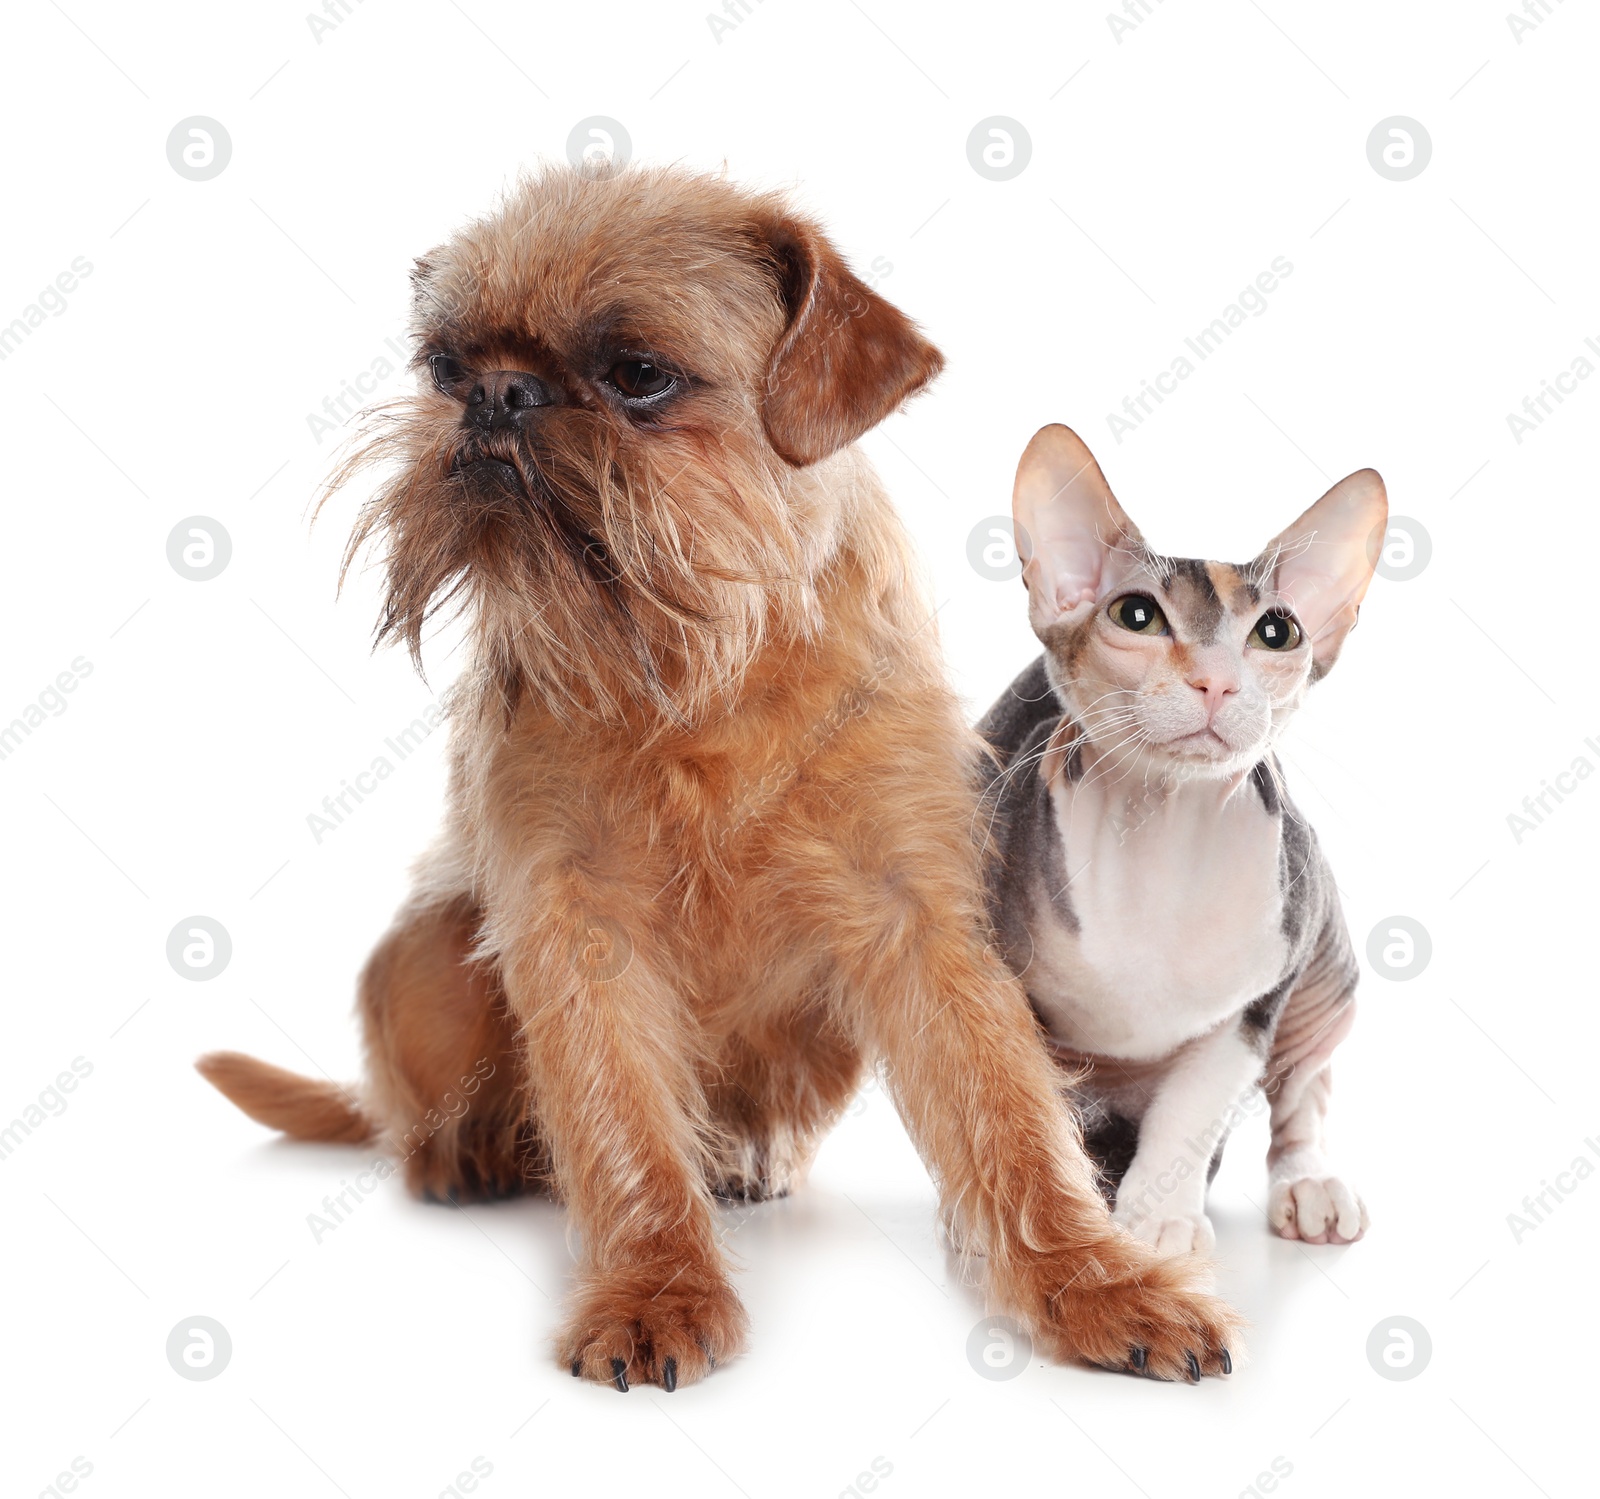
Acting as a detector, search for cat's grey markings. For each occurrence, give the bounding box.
[977,423,1386,1255]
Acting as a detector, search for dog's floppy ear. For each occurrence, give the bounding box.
[754,215,944,467]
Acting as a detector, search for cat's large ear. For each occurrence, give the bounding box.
[1257,469,1387,679]
[1013,424,1145,635]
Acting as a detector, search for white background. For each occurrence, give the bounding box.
[3,2,1597,1496]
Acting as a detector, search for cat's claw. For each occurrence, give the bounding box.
[1269,1175,1368,1244]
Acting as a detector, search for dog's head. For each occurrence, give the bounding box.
[335,165,942,728]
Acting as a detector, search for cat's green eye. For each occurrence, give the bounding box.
[1249,609,1301,651]
[1110,593,1167,636]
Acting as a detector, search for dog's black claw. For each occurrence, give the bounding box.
[1129,1346,1147,1372]
[611,1358,629,1392]
[570,1359,582,1377]
[1220,1348,1233,1375]
[1185,1350,1201,1383]
[662,1356,678,1393]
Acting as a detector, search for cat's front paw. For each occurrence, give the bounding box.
[1114,1202,1217,1257]
[1268,1175,1367,1244]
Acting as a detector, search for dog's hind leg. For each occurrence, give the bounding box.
[359,893,546,1204]
[702,1013,864,1202]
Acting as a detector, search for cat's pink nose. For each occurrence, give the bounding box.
[1186,669,1240,720]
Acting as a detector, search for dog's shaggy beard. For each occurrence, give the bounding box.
[333,401,813,733]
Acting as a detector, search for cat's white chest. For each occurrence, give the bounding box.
[1029,773,1288,1061]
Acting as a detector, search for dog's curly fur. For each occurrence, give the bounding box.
[197,164,1241,1389]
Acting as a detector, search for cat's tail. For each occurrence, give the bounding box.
[195,1051,373,1144]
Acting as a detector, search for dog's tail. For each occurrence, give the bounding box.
[195,1051,374,1144]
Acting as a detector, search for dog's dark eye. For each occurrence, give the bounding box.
[429,354,469,396]
[607,360,675,400]
[1111,594,1167,636]
[1249,608,1301,651]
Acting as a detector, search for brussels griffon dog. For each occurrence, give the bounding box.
[198,165,1239,1389]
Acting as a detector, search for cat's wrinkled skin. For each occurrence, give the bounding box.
[979,424,1385,1255]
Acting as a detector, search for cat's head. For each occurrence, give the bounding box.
[1012,424,1386,781]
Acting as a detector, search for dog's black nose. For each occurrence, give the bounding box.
[464,370,559,430]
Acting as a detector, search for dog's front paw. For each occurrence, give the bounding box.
[1115,1206,1216,1258]
[559,1262,749,1391]
[1268,1175,1367,1244]
[1014,1237,1243,1381]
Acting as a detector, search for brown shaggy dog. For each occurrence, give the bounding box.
[198,164,1240,1390]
